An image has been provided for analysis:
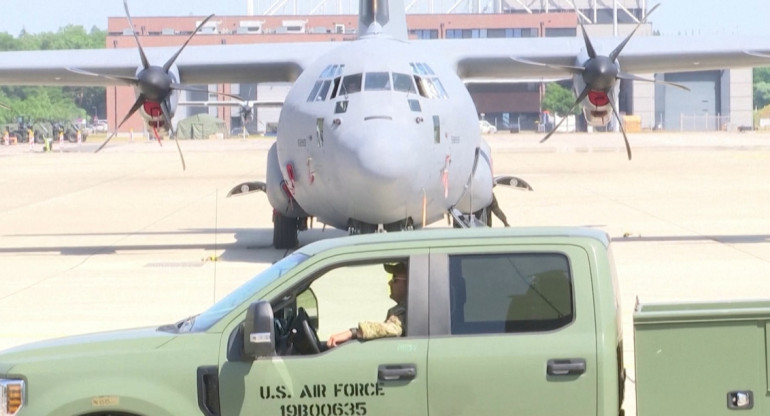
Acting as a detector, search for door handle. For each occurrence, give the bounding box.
[547,359,586,376]
[378,364,416,381]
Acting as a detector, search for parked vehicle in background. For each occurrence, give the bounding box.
[479,119,497,134]
[93,120,108,132]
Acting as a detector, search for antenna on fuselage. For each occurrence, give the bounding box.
[358,0,407,40]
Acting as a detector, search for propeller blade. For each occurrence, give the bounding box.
[617,72,690,91]
[510,57,585,75]
[118,95,146,129]
[541,86,591,143]
[123,0,150,69]
[161,99,186,170]
[95,130,118,153]
[745,51,770,59]
[172,135,186,171]
[608,98,632,160]
[163,14,215,72]
[66,67,138,86]
[609,3,660,62]
[578,21,597,59]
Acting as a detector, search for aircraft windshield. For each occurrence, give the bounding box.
[341,73,363,95]
[364,72,391,90]
[180,252,310,332]
[393,72,417,93]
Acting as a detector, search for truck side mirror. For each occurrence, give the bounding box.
[243,301,276,359]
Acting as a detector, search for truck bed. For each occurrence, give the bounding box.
[634,300,770,415]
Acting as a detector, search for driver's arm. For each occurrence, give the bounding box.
[326,310,405,348]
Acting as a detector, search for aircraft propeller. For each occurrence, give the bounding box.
[70,0,238,169]
[513,3,688,160]
[231,86,255,139]
[236,101,255,138]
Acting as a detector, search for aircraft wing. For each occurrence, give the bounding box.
[426,35,770,82]
[0,42,339,86]
[1,34,768,87]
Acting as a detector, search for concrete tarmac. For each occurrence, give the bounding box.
[3,131,770,415]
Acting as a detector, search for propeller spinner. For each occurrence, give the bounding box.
[514,3,689,160]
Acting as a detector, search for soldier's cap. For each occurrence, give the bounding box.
[384,262,407,276]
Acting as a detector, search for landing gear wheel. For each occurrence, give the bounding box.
[273,212,299,249]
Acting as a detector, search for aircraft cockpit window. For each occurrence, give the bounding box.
[307,79,332,102]
[411,62,435,76]
[364,72,391,91]
[335,100,348,114]
[330,77,342,99]
[341,73,363,95]
[415,76,438,99]
[320,64,345,79]
[307,80,323,102]
[432,78,448,99]
[408,99,421,112]
[413,76,448,100]
[320,65,334,78]
[393,73,417,94]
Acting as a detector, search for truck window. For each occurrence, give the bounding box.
[271,260,410,355]
[185,252,309,332]
[448,253,573,334]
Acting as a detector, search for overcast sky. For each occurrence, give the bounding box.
[2,0,768,37]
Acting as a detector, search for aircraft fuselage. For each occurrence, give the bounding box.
[275,34,491,230]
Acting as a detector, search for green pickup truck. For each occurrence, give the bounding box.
[1,227,768,415]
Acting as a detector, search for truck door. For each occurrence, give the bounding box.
[426,246,598,416]
[219,258,429,416]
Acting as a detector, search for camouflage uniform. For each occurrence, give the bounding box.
[358,304,406,340]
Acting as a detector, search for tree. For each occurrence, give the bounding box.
[0,26,106,124]
[754,67,770,109]
[542,83,578,117]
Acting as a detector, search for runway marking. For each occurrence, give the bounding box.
[145,261,204,268]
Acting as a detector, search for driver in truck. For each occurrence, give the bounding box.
[326,262,408,348]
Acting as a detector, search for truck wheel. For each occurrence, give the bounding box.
[273,212,299,249]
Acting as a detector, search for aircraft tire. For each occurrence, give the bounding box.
[273,212,299,249]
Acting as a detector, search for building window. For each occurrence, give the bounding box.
[545,27,577,37]
[410,29,438,39]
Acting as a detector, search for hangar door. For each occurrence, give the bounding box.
[661,71,721,131]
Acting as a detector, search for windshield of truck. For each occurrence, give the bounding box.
[174,252,310,333]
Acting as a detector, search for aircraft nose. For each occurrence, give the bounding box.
[324,118,425,223]
[343,118,419,180]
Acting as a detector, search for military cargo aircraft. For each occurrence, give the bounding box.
[0,0,768,248]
